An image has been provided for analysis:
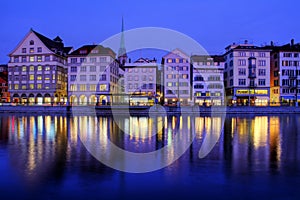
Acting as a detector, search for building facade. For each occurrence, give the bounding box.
[7,29,71,104]
[191,55,225,106]
[67,45,120,105]
[224,41,271,106]
[0,65,9,103]
[162,49,192,106]
[123,58,158,106]
[267,40,300,106]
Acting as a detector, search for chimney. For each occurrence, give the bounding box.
[271,41,274,46]
[291,39,295,46]
[245,40,248,44]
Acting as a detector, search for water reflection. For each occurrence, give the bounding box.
[0,114,300,198]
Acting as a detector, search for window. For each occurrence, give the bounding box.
[238,68,246,75]
[29,65,34,71]
[90,75,96,81]
[71,58,77,63]
[239,52,246,57]
[70,75,76,81]
[45,66,51,71]
[90,66,96,72]
[21,85,26,89]
[70,84,77,91]
[134,76,139,81]
[71,66,77,72]
[14,84,19,89]
[37,47,42,53]
[22,56,26,62]
[258,60,266,66]
[250,52,255,57]
[79,84,87,91]
[37,75,42,80]
[238,79,246,86]
[259,52,266,57]
[37,56,42,62]
[100,74,106,81]
[100,84,107,91]
[30,48,34,53]
[91,49,98,54]
[22,48,26,53]
[80,66,87,72]
[29,84,34,89]
[14,56,19,63]
[230,70,233,76]
[283,53,292,57]
[230,60,233,67]
[45,55,50,61]
[30,75,34,80]
[80,75,87,81]
[238,59,246,66]
[29,56,35,62]
[208,76,221,81]
[90,84,97,91]
[37,65,43,71]
[194,76,204,81]
[80,58,86,63]
[37,84,42,89]
[29,40,34,45]
[90,57,97,63]
[194,84,204,89]
[22,66,27,72]
[258,79,266,86]
[79,50,87,54]
[149,75,153,81]
[167,58,172,63]
[100,57,107,62]
[258,69,266,76]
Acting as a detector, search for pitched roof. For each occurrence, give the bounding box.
[32,30,71,56]
[264,43,300,52]
[69,45,116,57]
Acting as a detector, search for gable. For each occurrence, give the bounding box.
[9,30,53,56]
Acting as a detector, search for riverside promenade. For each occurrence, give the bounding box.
[1,105,300,115]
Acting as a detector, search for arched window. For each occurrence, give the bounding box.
[29,40,34,45]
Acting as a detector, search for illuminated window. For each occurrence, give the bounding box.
[70,84,77,91]
[29,84,34,89]
[29,56,35,62]
[45,75,50,80]
[30,75,34,80]
[37,84,42,89]
[167,58,172,63]
[14,84,19,89]
[22,85,27,89]
[37,65,42,71]
[30,66,34,71]
[37,75,42,80]
[52,74,56,80]
[37,56,42,62]
[22,66,27,71]
[100,84,107,91]
[45,66,50,71]
[176,58,179,63]
[45,84,50,89]
[79,84,87,91]
[90,84,97,91]
[30,48,34,53]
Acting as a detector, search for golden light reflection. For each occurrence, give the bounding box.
[269,117,281,162]
[253,116,268,149]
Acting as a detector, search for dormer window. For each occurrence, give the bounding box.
[80,50,87,54]
[30,40,34,45]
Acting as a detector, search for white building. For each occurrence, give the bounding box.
[7,29,71,104]
[223,41,271,106]
[162,49,192,106]
[123,58,158,106]
[67,45,120,105]
[266,40,300,106]
[191,55,225,106]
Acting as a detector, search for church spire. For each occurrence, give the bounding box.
[118,16,127,65]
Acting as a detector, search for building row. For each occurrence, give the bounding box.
[2,28,300,106]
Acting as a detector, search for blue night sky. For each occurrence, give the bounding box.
[0,0,299,63]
